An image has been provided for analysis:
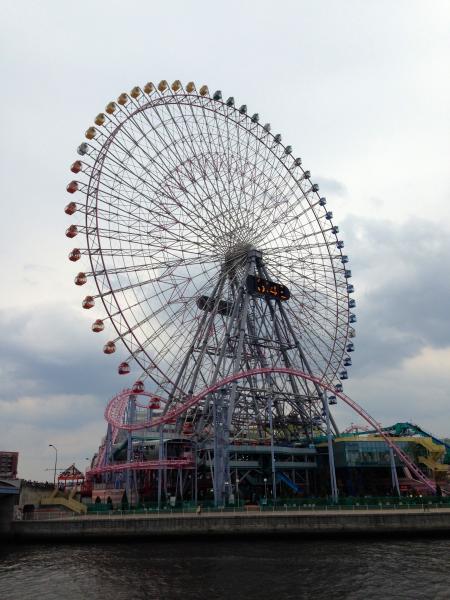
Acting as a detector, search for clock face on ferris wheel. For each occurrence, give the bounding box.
[246,275,290,302]
[64,79,355,400]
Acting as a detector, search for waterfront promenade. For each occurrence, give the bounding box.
[9,506,450,539]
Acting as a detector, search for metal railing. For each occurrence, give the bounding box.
[15,501,450,521]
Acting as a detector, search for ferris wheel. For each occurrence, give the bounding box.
[64,79,355,438]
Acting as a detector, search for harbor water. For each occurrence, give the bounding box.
[1,537,450,599]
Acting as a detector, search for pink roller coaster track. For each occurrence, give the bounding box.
[95,367,437,494]
[94,391,130,469]
[88,458,194,476]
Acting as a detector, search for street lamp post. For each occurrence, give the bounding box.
[49,444,58,487]
[263,477,268,504]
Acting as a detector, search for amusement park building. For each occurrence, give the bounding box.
[79,423,449,508]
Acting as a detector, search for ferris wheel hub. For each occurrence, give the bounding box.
[223,243,259,273]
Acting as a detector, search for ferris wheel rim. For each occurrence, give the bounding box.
[68,82,353,393]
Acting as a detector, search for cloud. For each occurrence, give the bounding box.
[341,215,450,375]
[0,304,131,397]
[0,303,131,478]
[315,176,347,197]
[339,346,450,439]
[0,394,100,426]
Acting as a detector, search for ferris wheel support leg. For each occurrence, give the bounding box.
[188,272,229,396]
[166,274,227,409]
[196,257,255,443]
[262,294,312,431]
[276,298,340,436]
[225,272,252,428]
[196,272,248,431]
[213,256,255,506]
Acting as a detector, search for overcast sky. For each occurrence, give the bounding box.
[1,0,449,479]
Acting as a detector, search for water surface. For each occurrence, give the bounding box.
[1,537,449,599]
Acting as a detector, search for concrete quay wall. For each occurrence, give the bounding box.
[10,510,450,540]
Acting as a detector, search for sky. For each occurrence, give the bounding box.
[1,0,449,480]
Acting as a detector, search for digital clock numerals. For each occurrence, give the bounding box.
[247,275,290,301]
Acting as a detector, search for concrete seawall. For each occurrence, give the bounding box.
[10,509,450,540]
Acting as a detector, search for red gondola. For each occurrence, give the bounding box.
[118,362,130,375]
[103,341,116,354]
[65,225,78,238]
[66,181,78,194]
[68,248,81,262]
[64,202,77,215]
[82,296,95,309]
[132,380,145,393]
[70,160,82,174]
[74,272,87,286]
[92,319,104,333]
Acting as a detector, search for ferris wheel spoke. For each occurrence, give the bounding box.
[125,100,236,239]
[200,106,252,233]
[192,103,253,236]
[97,113,229,246]
[283,298,343,360]
[157,101,234,218]
[181,102,246,236]
[266,260,343,305]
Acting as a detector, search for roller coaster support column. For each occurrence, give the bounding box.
[213,388,229,506]
[157,426,163,509]
[324,391,339,503]
[125,395,136,504]
[268,394,277,504]
[390,446,401,496]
